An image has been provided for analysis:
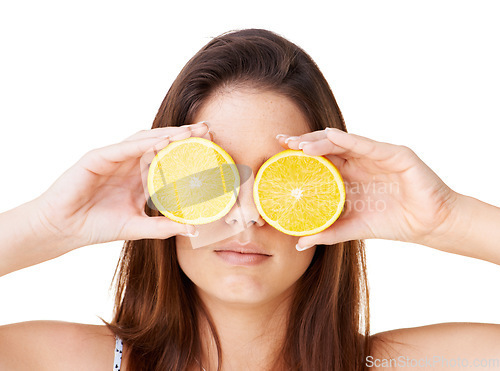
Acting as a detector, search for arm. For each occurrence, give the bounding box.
[0,320,115,371]
[370,322,500,370]
[420,192,500,265]
[0,198,74,277]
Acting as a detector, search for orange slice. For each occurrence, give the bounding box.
[253,149,345,236]
[147,137,240,224]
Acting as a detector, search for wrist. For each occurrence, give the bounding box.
[0,199,69,277]
[419,191,500,264]
[418,190,472,254]
[29,196,79,250]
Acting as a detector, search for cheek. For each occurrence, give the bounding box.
[175,237,210,280]
[275,247,316,284]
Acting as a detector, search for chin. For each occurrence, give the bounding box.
[217,293,268,306]
[202,276,273,305]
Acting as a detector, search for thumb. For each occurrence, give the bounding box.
[296,217,366,251]
[122,215,197,241]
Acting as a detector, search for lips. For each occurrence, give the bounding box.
[213,241,271,256]
[213,240,272,266]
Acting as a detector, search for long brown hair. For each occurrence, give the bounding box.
[102,28,371,370]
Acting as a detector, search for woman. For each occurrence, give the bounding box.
[0,29,499,370]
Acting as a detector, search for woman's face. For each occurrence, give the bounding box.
[176,88,316,306]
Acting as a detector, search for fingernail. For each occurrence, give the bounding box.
[188,121,209,133]
[276,134,288,140]
[296,243,315,251]
[205,122,212,134]
[298,141,311,150]
[326,127,346,134]
[285,136,299,144]
[203,122,214,140]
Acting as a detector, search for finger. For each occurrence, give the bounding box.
[277,135,290,150]
[167,122,210,141]
[123,121,208,141]
[325,128,396,161]
[275,130,326,149]
[80,136,172,175]
[297,138,350,167]
[325,153,347,171]
[138,149,159,205]
[123,127,188,141]
[286,131,327,148]
[276,133,348,169]
[296,216,370,250]
[122,215,198,240]
[196,122,214,141]
[130,172,150,209]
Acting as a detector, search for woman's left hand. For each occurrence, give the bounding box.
[278,128,465,251]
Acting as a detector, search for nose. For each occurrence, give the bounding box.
[224,164,265,228]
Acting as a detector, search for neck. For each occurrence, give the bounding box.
[196,287,294,371]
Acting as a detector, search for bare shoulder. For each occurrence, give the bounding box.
[0,320,116,371]
[370,322,500,370]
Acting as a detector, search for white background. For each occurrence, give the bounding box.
[0,1,499,335]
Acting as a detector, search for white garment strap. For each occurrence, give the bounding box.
[113,335,123,370]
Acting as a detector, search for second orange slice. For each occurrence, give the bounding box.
[253,150,345,236]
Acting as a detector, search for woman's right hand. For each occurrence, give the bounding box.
[32,122,209,250]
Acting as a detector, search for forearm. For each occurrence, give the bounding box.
[422,192,500,265]
[0,198,72,277]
